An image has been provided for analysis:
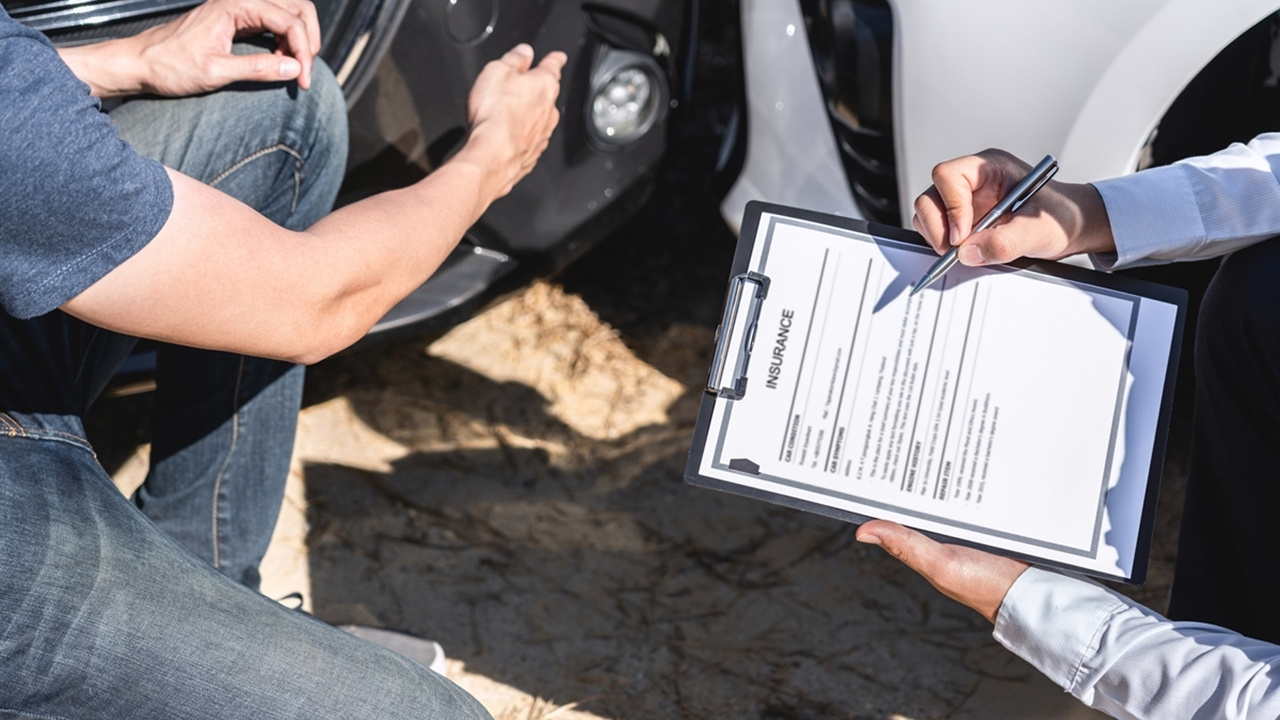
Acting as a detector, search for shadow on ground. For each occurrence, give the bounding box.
[83,1,1194,716]
[298,337,1004,720]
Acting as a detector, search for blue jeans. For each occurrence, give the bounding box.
[0,60,491,719]
[105,59,350,590]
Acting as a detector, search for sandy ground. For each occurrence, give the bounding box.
[88,8,1192,710]
[100,274,1187,719]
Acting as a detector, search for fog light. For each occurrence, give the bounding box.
[588,48,666,148]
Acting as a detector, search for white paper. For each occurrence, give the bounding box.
[698,213,1179,580]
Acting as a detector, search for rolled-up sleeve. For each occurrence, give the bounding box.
[1091,133,1280,270]
[994,567,1280,720]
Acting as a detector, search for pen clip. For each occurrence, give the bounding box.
[708,271,770,400]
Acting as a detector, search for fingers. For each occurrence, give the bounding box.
[275,0,322,53]
[229,0,317,87]
[536,50,568,81]
[932,157,981,247]
[483,44,564,129]
[500,43,536,72]
[278,36,314,90]
[497,45,567,82]
[913,187,949,254]
[912,150,1060,267]
[912,156,987,255]
[210,51,305,85]
[249,0,322,52]
[457,44,566,202]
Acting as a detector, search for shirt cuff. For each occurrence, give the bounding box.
[1091,165,1205,270]
[992,567,1129,695]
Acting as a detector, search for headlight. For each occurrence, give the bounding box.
[587,48,667,149]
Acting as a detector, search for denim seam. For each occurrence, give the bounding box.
[29,428,89,444]
[0,705,82,720]
[0,411,24,437]
[0,411,93,446]
[209,142,304,214]
[0,431,96,457]
[209,355,246,571]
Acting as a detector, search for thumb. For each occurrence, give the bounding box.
[210,52,304,85]
[957,222,1027,267]
[858,518,1029,623]
[856,520,944,576]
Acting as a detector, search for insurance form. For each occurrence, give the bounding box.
[688,204,1184,582]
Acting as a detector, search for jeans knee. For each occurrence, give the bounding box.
[301,61,347,162]
[290,59,347,226]
[310,60,347,138]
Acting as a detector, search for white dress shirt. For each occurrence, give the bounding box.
[1093,132,1280,269]
[996,569,1280,719]
[993,133,1280,719]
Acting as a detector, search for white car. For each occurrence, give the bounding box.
[723,0,1280,240]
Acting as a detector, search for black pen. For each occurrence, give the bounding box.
[910,154,1059,295]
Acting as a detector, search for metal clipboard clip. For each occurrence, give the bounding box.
[707,271,771,400]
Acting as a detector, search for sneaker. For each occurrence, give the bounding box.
[338,625,448,675]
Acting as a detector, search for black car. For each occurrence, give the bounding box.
[5,0,691,388]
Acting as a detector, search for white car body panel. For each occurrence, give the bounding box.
[726,0,1280,230]
[721,0,862,233]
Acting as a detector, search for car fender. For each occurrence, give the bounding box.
[1059,0,1280,181]
[727,0,1280,231]
[894,0,1280,205]
[721,0,860,234]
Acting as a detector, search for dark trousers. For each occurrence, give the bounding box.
[1168,236,1280,643]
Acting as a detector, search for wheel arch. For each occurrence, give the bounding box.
[1060,0,1280,179]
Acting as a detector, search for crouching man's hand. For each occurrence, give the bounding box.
[856,520,1030,623]
[453,44,567,205]
[59,0,322,97]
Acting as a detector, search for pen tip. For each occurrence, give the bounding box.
[909,284,922,297]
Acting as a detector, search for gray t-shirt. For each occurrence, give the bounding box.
[0,8,173,319]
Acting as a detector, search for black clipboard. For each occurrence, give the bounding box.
[685,201,1186,584]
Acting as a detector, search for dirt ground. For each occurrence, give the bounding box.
[93,269,1189,720]
[85,5,1194,714]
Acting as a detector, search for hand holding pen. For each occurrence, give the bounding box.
[912,155,1057,294]
[910,150,1118,292]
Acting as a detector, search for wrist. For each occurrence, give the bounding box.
[433,148,507,224]
[449,127,518,209]
[58,36,148,97]
[1063,182,1117,257]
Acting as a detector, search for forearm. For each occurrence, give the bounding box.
[63,152,501,364]
[996,568,1280,720]
[294,151,503,355]
[62,43,562,361]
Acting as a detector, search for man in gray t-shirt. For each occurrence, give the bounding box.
[2,0,345,596]
[0,3,565,717]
